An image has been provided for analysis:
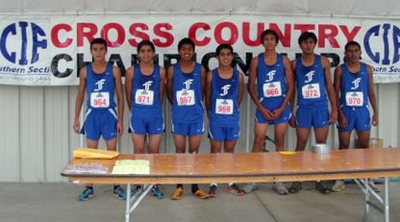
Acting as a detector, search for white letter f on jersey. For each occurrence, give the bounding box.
[351,78,361,90]
[304,71,315,83]
[220,84,231,96]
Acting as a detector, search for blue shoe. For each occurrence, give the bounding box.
[130,185,142,197]
[151,186,164,199]
[78,187,94,201]
[113,185,127,200]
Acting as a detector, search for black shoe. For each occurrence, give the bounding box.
[316,182,330,194]
[288,182,302,193]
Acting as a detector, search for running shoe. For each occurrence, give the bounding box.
[288,182,302,193]
[208,185,218,198]
[227,184,245,196]
[171,187,183,200]
[316,182,330,194]
[78,187,94,201]
[272,182,289,195]
[151,186,164,199]
[130,185,142,197]
[113,185,127,200]
[193,188,209,199]
[331,180,345,192]
[243,182,259,194]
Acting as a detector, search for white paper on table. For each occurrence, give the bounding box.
[114,159,149,166]
[112,160,150,174]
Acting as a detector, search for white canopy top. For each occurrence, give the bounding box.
[2,0,399,18]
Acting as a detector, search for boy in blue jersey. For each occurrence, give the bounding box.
[166,38,209,200]
[205,44,245,197]
[125,40,166,199]
[331,41,379,192]
[73,38,126,201]
[289,32,337,194]
[245,29,294,195]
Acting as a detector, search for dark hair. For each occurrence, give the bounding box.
[345,41,361,52]
[260,29,279,44]
[216,44,233,56]
[178,37,195,51]
[90,38,107,51]
[137,40,155,53]
[298,32,318,44]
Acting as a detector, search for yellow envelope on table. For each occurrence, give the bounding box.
[73,147,120,159]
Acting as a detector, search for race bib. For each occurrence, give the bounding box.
[135,89,154,105]
[176,89,195,106]
[302,83,321,99]
[215,99,233,115]
[345,91,364,107]
[263,81,282,97]
[90,92,110,108]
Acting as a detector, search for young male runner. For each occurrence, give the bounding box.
[73,38,126,201]
[166,38,209,200]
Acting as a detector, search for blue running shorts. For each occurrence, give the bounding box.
[208,124,240,141]
[295,106,329,128]
[171,119,204,136]
[338,106,371,132]
[81,108,118,140]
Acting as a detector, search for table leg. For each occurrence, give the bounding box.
[125,184,131,222]
[355,178,390,222]
[124,184,154,222]
[384,177,389,222]
[365,179,370,217]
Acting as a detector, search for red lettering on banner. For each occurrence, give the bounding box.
[51,24,73,48]
[101,23,125,47]
[270,23,291,47]
[214,22,238,45]
[242,22,264,47]
[50,21,362,53]
[77,23,98,47]
[189,22,211,46]
[318,24,339,48]
[340,25,361,42]
[294,24,315,34]
[128,23,150,47]
[153,23,174,47]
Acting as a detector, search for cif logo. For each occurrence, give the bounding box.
[364,23,399,65]
[0,21,47,65]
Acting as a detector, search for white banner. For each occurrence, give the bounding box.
[0,15,398,85]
